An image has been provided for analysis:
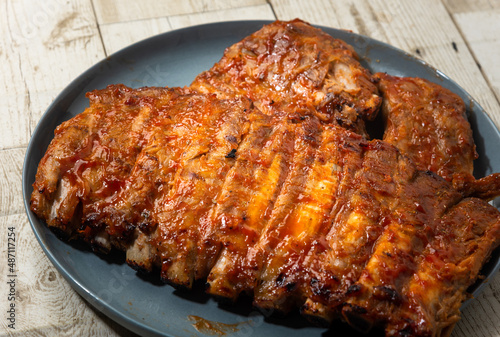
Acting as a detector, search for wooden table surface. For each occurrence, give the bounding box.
[1,0,500,336]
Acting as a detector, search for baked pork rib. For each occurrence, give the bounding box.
[30,19,500,337]
[374,72,477,182]
[191,19,382,136]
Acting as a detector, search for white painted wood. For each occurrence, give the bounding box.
[0,214,137,336]
[99,4,276,56]
[100,18,172,55]
[99,4,275,56]
[0,92,31,150]
[270,0,500,129]
[0,26,33,149]
[92,0,268,25]
[2,0,500,336]
[29,90,61,136]
[0,149,26,217]
[453,9,500,104]
[443,0,500,13]
[168,4,276,29]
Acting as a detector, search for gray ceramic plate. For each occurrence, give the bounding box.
[22,21,500,337]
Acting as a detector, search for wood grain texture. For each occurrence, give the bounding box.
[0,149,25,217]
[443,0,500,13]
[0,22,32,149]
[168,4,275,29]
[5,0,105,94]
[0,91,30,150]
[28,90,61,138]
[453,272,500,337]
[0,214,138,336]
[100,5,275,58]
[1,0,105,149]
[92,0,268,24]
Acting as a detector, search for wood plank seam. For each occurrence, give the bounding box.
[16,52,32,143]
[266,0,279,19]
[0,146,29,151]
[443,2,500,108]
[90,0,108,57]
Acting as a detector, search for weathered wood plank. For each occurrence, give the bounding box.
[0,92,31,150]
[443,0,500,14]
[5,0,105,94]
[0,214,138,336]
[29,90,61,139]
[100,4,275,55]
[0,148,25,217]
[92,0,268,25]
[99,4,275,63]
[453,9,500,104]
[453,273,500,337]
[269,0,500,129]
[100,18,172,55]
[168,4,276,29]
[1,0,105,148]
[0,26,32,149]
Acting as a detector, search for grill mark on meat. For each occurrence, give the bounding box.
[384,198,500,336]
[87,90,218,249]
[205,115,294,299]
[342,166,463,328]
[253,122,344,312]
[31,112,100,234]
[121,94,253,273]
[32,85,186,241]
[300,136,403,321]
[147,97,253,288]
[249,117,323,312]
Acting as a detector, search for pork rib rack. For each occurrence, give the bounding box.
[30,19,500,337]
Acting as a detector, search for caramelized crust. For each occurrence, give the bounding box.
[192,19,382,135]
[31,85,188,241]
[206,116,296,299]
[385,198,500,337]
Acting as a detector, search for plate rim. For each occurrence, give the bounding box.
[22,19,500,337]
